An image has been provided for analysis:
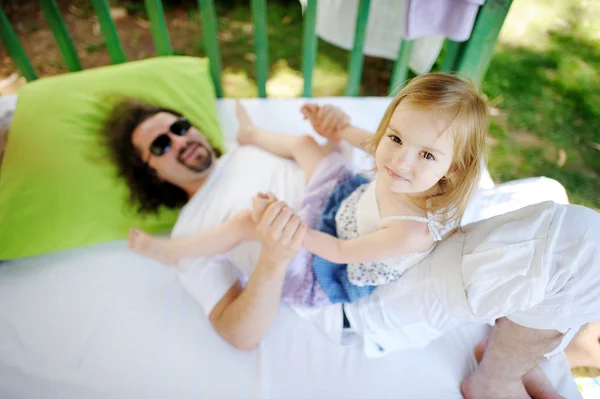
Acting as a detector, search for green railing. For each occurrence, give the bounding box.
[91,0,127,64]
[0,0,513,98]
[39,0,82,72]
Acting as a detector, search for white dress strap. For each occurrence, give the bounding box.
[381,215,430,224]
[380,214,446,242]
[425,219,446,242]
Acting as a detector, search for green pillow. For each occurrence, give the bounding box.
[0,56,223,260]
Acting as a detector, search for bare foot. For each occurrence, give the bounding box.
[522,371,565,399]
[461,339,564,399]
[236,101,257,146]
[128,229,178,266]
[461,370,530,399]
[251,192,277,223]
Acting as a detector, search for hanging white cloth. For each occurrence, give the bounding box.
[299,0,483,75]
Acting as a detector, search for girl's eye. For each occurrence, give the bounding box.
[389,135,402,144]
[422,152,435,161]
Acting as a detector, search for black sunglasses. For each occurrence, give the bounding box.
[148,118,192,158]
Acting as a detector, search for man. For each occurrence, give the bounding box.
[105,99,310,349]
[105,99,598,398]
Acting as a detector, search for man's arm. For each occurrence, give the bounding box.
[207,200,307,350]
[208,253,288,350]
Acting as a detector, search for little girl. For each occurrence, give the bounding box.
[129,73,489,307]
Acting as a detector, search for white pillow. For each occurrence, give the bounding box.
[0,95,17,171]
[0,112,12,170]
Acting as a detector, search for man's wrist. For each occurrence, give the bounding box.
[255,252,289,280]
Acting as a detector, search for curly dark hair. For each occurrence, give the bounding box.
[103,99,220,214]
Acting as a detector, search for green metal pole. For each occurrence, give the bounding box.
[456,0,513,83]
[345,0,370,96]
[198,0,223,98]
[0,6,37,80]
[251,0,269,98]
[389,40,414,95]
[39,0,82,71]
[144,0,173,56]
[301,0,318,97]
[441,40,465,73]
[91,0,126,64]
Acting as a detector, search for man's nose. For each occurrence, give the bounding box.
[169,133,187,153]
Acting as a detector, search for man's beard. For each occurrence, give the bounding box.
[178,142,213,173]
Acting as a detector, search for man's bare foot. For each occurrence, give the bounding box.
[522,371,565,399]
[236,101,257,146]
[461,339,564,399]
[128,229,178,266]
[461,370,530,399]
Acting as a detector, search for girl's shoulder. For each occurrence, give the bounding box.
[378,219,435,254]
[380,208,455,246]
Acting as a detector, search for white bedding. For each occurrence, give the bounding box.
[0,97,579,398]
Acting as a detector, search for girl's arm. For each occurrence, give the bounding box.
[134,209,256,265]
[303,222,434,264]
[336,125,374,153]
[170,210,256,259]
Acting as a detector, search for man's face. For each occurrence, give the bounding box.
[131,112,216,187]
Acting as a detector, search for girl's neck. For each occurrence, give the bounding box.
[375,179,428,214]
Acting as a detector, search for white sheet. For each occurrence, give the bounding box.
[0,97,580,398]
[0,95,17,169]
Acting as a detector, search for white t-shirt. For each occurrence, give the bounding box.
[172,145,306,315]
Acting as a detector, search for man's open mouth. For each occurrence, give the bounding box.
[179,142,212,172]
[179,143,200,162]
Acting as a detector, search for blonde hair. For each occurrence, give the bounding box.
[366,73,489,228]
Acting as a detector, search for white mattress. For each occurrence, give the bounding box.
[0,97,579,398]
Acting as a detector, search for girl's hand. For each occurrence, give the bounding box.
[251,191,278,223]
[301,103,350,141]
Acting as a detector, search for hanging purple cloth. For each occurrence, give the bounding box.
[404,0,486,42]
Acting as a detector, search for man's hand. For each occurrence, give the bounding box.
[208,199,307,350]
[255,199,307,266]
[301,103,350,142]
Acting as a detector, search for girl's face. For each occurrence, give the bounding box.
[375,101,455,196]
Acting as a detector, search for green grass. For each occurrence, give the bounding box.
[482,0,600,208]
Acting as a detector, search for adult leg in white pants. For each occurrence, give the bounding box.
[460,202,599,398]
